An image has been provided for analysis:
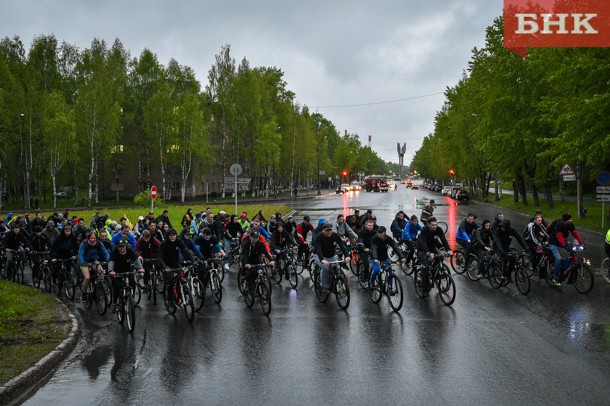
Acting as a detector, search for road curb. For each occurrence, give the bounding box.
[0,298,80,405]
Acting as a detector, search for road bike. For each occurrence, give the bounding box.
[240,263,272,316]
[163,267,196,323]
[369,259,404,312]
[313,259,350,310]
[413,251,456,306]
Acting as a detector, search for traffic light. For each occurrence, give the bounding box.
[342,170,347,177]
[449,169,455,175]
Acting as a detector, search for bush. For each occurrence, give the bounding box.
[133,190,163,206]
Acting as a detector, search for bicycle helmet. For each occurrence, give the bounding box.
[303,215,310,222]
[117,238,129,246]
[250,229,260,238]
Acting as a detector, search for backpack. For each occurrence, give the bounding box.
[545,219,559,234]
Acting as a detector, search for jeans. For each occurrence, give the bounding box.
[549,244,563,280]
[369,258,389,284]
[314,255,337,290]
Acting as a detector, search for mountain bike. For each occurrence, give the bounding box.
[82,262,109,315]
[544,243,594,293]
[51,257,78,299]
[30,250,50,289]
[240,263,272,316]
[114,271,137,333]
[163,267,196,323]
[369,259,404,312]
[5,248,26,284]
[413,251,456,306]
[273,247,298,289]
[313,259,350,310]
[487,250,531,295]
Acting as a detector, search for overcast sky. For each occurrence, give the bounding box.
[2,0,503,164]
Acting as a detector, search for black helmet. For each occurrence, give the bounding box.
[303,215,310,222]
[250,229,260,238]
[117,238,129,246]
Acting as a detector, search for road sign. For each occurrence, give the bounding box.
[229,163,243,176]
[597,195,610,202]
[597,171,610,186]
[559,164,574,176]
[151,186,158,199]
[597,186,610,193]
[319,170,326,175]
[563,175,576,181]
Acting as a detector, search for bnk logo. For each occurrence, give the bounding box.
[504,0,610,57]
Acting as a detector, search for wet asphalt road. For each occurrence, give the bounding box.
[18,183,610,406]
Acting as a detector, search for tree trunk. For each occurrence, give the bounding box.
[517,172,528,206]
[52,171,58,209]
[531,180,540,207]
[576,161,585,218]
[512,180,519,204]
[495,174,501,201]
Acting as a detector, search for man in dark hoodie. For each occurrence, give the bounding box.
[42,220,60,247]
[157,229,196,305]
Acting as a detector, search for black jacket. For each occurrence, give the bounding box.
[416,226,450,253]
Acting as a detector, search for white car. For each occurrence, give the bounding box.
[441,186,451,196]
[340,184,351,193]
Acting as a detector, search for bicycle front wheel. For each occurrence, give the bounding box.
[515,267,531,295]
[573,262,594,294]
[466,255,481,281]
[95,284,108,315]
[450,250,466,275]
[125,294,136,333]
[211,272,222,305]
[132,283,141,305]
[437,221,448,234]
[369,273,382,304]
[438,273,456,306]
[387,274,403,312]
[357,260,369,289]
[314,273,329,303]
[163,284,177,315]
[334,273,350,310]
[183,287,195,323]
[488,264,503,289]
[193,278,206,311]
[259,279,271,316]
[287,263,298,289]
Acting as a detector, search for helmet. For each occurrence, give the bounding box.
[117,238,128,247]
[240,213,247,219]
[250,229,260,238]
[303,215,310,222]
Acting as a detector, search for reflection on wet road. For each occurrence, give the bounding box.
[21,182,610,406]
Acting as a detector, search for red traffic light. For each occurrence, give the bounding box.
[342,171,347,176]
[449,169,455,175]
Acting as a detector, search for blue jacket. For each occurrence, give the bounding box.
[456,218,479,242]
[78,241,109,264]
[402,221,422,241]
[111,232,137,249]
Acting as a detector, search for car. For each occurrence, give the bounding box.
[450,186,461,199]
[54,191,69,199]
[456,190,470,201]
[441,186,451,195]
[411,184,419,190]
[340,183,351,193]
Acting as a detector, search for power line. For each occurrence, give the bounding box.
[315,91,444,109]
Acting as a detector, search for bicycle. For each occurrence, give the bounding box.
[82,262,109,315]
[51,258,78,299]
[240,263,272,316]
[273,247,298,289]
[113,271,138,333]
[30,250,50,289]
[450,247,468,275]
[486,250,531,295]
[313,259,350,310]
[369,259,404,312]
[5,248,26,284]
[162,267,196,322]
[413,251,456,306]
[293,244,313,276]
[192,257,223,309]
[141,258,159,305]
[602,256,609,282]
[544,243,594,293]
[391,241,416,276]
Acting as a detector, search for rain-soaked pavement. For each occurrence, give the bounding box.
[16,183,610,405]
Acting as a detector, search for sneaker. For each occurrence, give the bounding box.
[224,264,230,271]
[551,278,562,287]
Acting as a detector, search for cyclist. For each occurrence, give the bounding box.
[357,218,378,270]
[111,224,137,249]
[237,212,250,230]
[369,226,406,288]
[72,218,90,245]
[313,223,350,294]
[529,210,548,229]
[99,230,113,252]
[78,231,110,304]
[42,220,59,247]
[390,211,407,242]
[420,200,435,225]
[148,221,165,242]
[266,214,278,235]
[270,222,296,279]
[29,226,49,284]
[135,229,160,291]
[456,213,479,269]
[547,213,583,287]
[471,219,495,278]
[312,218,328,242]
[493,219,528,283]
[415,217,452,295]
[155,209,173,229]
[222,215,243,269]
[401,215,422,265]
[108,238,144,313]
[157,229,196,305]
[283,215,297,237]
[491,213,504,235]
[50,226,79,282]
[296,215,315,265]
[239,229,274,292]
[333,214,358,242]
[524,215,549,275]
[4,223,29,275]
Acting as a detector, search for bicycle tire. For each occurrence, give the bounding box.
[357,260,369,289]
[150,270,157,305]
[488,263,503,289]
[211,272,222,305]
[271,261,283,284]
[349,255,359,276]
[64,271,76,300]
[287,263,298,289]
[450,250,467,275]
[183,287,195,323]
[243,279,255,308]
[117,296,125,324]
[413,268,426,298]
[44,268,53,293]
[313,273,329,303]
[399,260,413,276]
[369,273,382,304]
[601,258,609,280]
[387,274,403,312]
[95,283,108,315]
[437,221,448,234]
[519,254,533,278]
[103,276,112,308]
[155,270,165,294]
[85,284,94,309]
[163,283,177,315]
[193,277,206,311]
[334,273,350,310]
[126,294,136,333]
[515,267,530,295]
[573,262,594,294]
[259,280,271,316]
[238,269,245,295]
[217,262,225,283]
[545,260,556,288]
[32,266,41,289]
[466,255,481,281]
[438,273,456,306]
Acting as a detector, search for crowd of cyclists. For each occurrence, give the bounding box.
[1,201,609,323]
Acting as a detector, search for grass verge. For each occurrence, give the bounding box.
[481,195,608,233]
[0,281,71,385]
